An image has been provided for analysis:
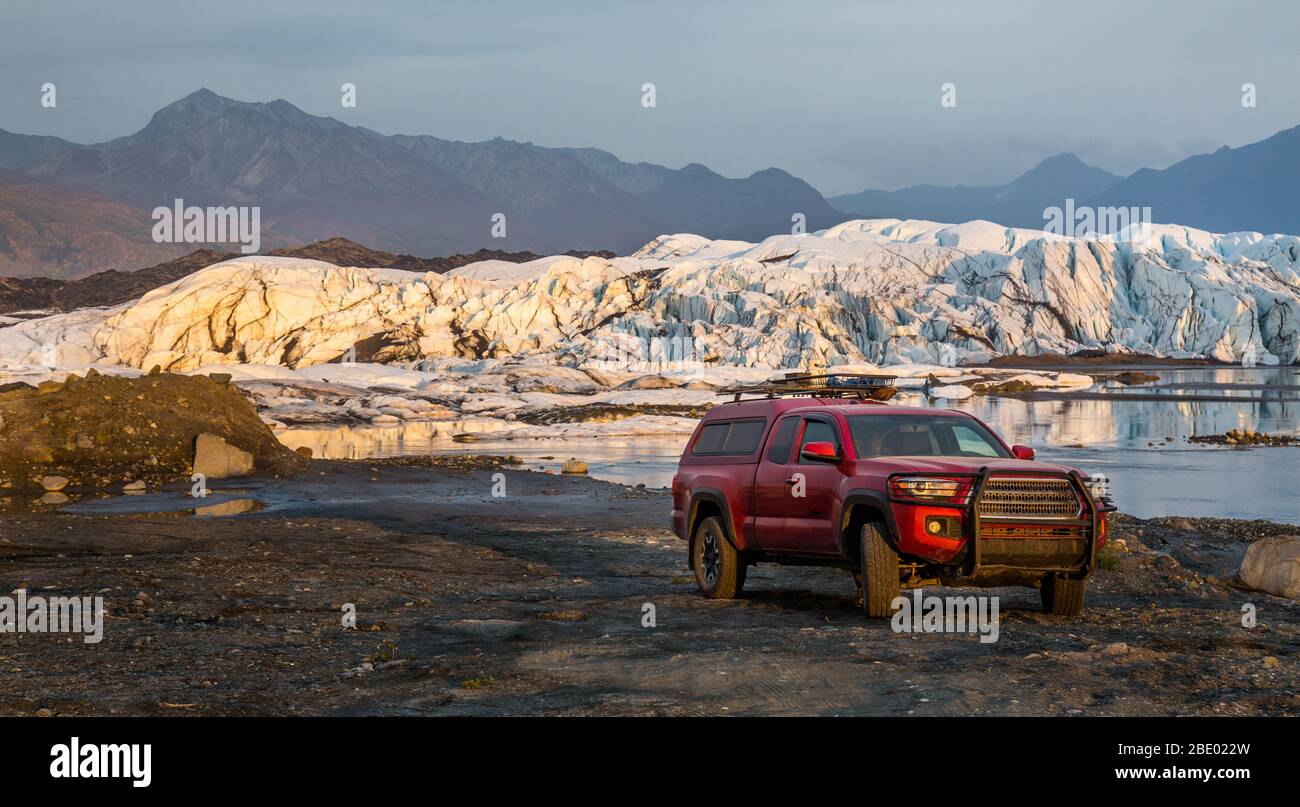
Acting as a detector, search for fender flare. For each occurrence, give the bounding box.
[686,487,741,554]
[837,490,900,557]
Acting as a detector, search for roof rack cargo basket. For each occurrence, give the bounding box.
[718,372,897,402]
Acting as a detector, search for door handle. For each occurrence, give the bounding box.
[785,477,800,484]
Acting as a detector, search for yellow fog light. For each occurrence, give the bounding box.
[924,516,960,539]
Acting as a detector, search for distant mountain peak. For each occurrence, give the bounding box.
[1033,152,1085,168]
[134,90,348,143]
[164,87,232,112]
[1017,152,1117,182]
[142,88,244,134]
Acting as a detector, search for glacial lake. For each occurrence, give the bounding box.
[277,366,1300,524]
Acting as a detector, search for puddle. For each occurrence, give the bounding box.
[62,491,263,518]
[193,498,262,517]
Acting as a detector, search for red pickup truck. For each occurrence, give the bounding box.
[670,376,1113,617]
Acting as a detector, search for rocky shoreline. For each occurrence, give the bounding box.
[1190,429,1300,447]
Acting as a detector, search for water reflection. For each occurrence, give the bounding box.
[277,367,1299,523]
[275,418,516,460]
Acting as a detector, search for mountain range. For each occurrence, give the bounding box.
[2,88,1299,279]
[832,126,1300,235]
[0,89,842,276]
[830,153,1123,230]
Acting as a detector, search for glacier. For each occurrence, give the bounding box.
[1,217,1298,376]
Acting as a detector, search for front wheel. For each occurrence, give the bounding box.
[859,521,900,618]
[1041,574,1086,616]
[692,516,746,599]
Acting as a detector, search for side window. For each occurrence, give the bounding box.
[693,423,729,454]
[692,419,768,456]
[949,424,1002,458]
[723,419,766,454]
[797,418,841,464]
[766,416,799,464]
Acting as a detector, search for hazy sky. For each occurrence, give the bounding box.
[2,0,1298,195]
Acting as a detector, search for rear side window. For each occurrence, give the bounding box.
[693,423,729,454]
[692,418,767,456]
[766,416,799,464]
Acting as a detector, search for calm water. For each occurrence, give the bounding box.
[277,367,1300,524]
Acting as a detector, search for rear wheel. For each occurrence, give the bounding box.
[692,516,745,599]
[1041,574,1087,616]
[859,521,900,618]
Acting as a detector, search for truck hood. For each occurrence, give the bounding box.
[854,456,1080,477]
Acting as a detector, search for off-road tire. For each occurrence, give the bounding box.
[859,521,900,617]
[1041,574,1086,616]
[692,516,745,599]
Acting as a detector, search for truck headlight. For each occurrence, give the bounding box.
[890,476,971,503]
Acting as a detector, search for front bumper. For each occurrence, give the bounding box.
[889,469,1113,579]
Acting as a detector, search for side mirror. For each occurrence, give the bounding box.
[800,441,841,463]
[1011,444,1035,460]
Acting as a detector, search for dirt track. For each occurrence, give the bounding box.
[0,459,1295,716]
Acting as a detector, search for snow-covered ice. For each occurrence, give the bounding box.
[3,218,1297,375]
[1,217,1296,437]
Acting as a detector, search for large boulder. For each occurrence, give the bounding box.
[1238,536,1300,599]
[192,433,255,480]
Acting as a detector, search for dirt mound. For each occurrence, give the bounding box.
[0,370,305,490]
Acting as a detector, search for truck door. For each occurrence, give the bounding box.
[752,414,799,549]
[777,415,846,555]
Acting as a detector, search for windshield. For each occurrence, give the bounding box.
[846,414,1011,459]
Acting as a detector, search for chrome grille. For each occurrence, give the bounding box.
[977,477,1080,520]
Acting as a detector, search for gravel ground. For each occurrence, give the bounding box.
[0,460,1294,716]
